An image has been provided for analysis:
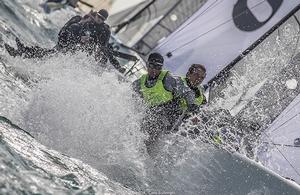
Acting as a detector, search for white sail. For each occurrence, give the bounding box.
[155,0,300,83]
[258,90,300,183]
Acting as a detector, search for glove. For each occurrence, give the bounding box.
[4,38,25,57]
[118,67,126,74]
[4,43,19,57]
[187,104,199,113]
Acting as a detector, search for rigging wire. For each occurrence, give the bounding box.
[262,131,300,178]
[263,142,300,148]
[155,0,222,50]
[270,111,300,134]
[269,96,300,134]
[164,0,270,55]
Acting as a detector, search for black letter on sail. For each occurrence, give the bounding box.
[233,0,283,31]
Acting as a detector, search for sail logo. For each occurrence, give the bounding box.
[233,0,283,31]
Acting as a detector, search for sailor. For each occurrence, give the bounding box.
[178,64,206,135]
[180,64,207,110]
[179,64,222,144]
[41,0,79,13]
[4,9,125,73]
[177,64,207,130]
[57,9,110,51]
[132,52,197,146]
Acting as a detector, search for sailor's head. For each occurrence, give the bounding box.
[82,9,109,24]
[186,64,206,87]
[97,9,109,21]
[147,52,164,78]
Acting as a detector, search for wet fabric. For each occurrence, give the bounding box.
[4,15,123,72]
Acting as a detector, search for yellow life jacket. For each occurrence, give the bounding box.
[140,71,173,106]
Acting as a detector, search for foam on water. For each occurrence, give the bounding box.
[0,50,247,194]
[3,52,149,189]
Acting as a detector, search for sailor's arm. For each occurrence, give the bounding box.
[96,23,111,47]
[57,23,82,49]
[58,15,82,39]
[131,79,143,98]
[106,44,125,73]
[4,38,56,59]
[164,73,196,109]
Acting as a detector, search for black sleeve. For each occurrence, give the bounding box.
[5,38,56,59]
[108,53,121,69]
[58,15,82,38]
[57,16,82,48]
[23,46,56,58]
[106,44,121,69]
[57,23,82,49]
[96,23,111,47]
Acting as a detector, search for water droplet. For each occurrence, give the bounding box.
[285,79,297,90]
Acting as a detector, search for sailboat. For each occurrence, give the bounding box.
[1,0,300,193]
[110,0,300,190]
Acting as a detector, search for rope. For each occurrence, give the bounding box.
[263,142,300,148]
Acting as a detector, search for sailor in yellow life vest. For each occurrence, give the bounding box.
[132,53,197,147]
[180,64,207,110]
[180,64,222,144]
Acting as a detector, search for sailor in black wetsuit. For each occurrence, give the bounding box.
[41,0,79,13]
[4,9,125,73]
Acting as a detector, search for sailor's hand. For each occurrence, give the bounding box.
[5,37,26,57]
[4,43,17,57]
[191,116,201,125]
[118,67,126,74]
[15,38,25,52]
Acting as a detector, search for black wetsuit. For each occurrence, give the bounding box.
[4,15,124,72]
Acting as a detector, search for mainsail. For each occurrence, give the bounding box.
[155,0,300,83]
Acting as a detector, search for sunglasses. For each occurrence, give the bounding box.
[148,62,163,70]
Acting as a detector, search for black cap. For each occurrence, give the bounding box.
[98,9,109,20]
[148,52,164,66]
